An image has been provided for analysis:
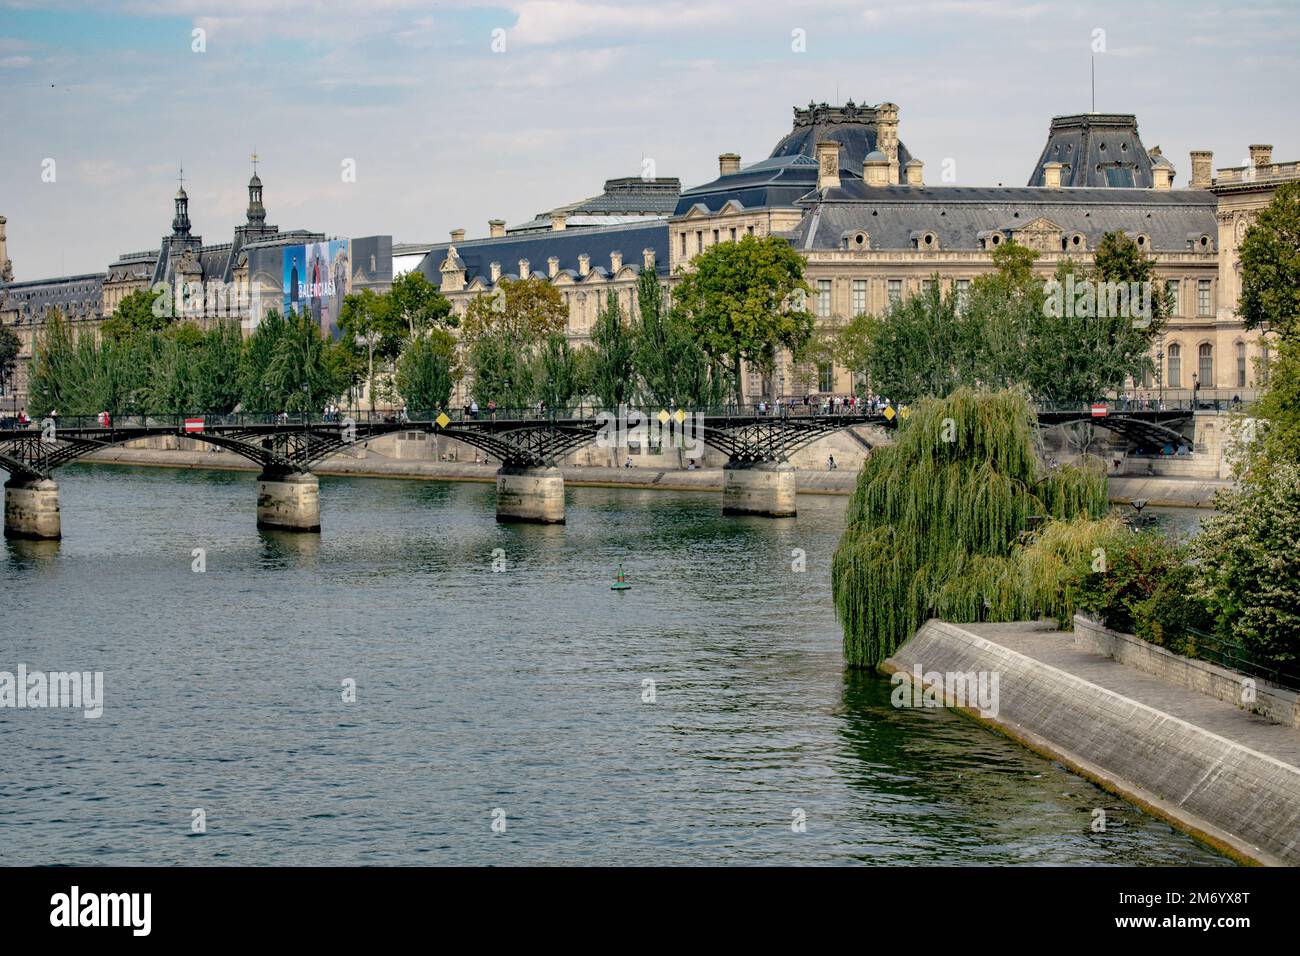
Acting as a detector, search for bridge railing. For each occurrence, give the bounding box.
[1033,395,1254,415]
[1,403,887,433]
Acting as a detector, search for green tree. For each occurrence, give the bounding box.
[261,310,346,412]
[27,309,76,416]
[632,269,726,408]
[832,388,1108,668]
[462,277,567,410]
[589,291,635,407]
[239,309,288,411]
[673,234,814,406]
[467,332,533,410]
[100,287,170,341]
[1194,462,1300,665]
[0,325,20,405]
[1238,181,1300,338]
[535,332,582,412]
[395,328,459,414]
[388,270,454,337]
[193,321,245,413]
[339,289,404,412]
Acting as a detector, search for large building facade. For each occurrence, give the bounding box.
[419,102,1293,405]
[0,167,392,407]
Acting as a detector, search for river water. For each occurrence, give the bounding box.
[0,464,1229,865]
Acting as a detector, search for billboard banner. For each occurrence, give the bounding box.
[283,239,349,339]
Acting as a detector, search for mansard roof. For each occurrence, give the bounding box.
[417,220,670,288]
[1028,113,1157,188]
[675,155,820,215]
[510,177,682,233]
[1,273,105,322]
[788,183,1217,253]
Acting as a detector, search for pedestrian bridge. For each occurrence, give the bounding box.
[0,402,1193,539]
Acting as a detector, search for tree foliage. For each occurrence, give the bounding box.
[673,234,814,405]
[836,236,1163,404]
[589,291,635,407]
[1238,181,1300,338]
[395,327,459,413]
[831,388,1108,668]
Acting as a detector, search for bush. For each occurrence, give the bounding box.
[1070,531,1202,636]
[1129,562,1216,656]
[1194,462,1300,667]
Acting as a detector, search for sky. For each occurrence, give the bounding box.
[1,0,1297,280]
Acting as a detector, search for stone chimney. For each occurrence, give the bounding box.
[816,141,841,191]
[1042,161,1063,190]
[610,250,623,272]
[1152,163,1174,190]
[578,253,590,277]
[489,219,506,239]
[450,228,465,243]
[547,256,559,278]
[1190,150,1213,189]
[551,213,567,231]
[642,248,656,271]
[863,153,889,188]
[1250,144,1274,169]
[904,159,924,187]
[719,152,741,176]
[489,261,501,283]
[876,102,900,184]
[518,258,530,279]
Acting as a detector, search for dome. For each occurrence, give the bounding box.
[768,101,914,176]
[865,150,888,162]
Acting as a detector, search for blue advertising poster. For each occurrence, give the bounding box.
[283,239,349,339]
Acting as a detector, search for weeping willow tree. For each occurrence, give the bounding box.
[832,388,1109,668]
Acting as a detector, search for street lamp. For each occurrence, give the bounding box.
[1156,345,1164,409]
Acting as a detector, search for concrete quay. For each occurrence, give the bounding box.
[885,619,1300,866]
[76,444,1230,507]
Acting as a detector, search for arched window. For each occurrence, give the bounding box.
[1198,343,1213,387]
[1236,341,1247,388]
[1167,344,1181,389]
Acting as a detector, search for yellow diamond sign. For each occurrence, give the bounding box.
[657,409,670,424]
[883,406,896,421]
[435,412,450,428]
[674,409,686,424]
[899,405,910,420]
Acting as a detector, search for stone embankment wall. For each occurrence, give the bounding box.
[885,619,1300,866]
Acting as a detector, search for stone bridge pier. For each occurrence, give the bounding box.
[722,460,797,517]
[495,464,565,524]
[256,469,321,532]
[3,476,62,540]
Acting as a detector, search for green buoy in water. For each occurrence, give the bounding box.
[611,562,631,591]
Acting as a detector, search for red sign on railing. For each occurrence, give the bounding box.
[1090,403,1109,418]
[184,418,205,433]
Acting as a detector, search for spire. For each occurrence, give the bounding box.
[246,150,265,226]
[171,164,191,237]
[0,214,12,283]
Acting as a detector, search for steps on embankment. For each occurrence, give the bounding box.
[884,619,1300,866]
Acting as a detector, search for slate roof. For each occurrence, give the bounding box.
[1028,114,1157,188]
[788,183,1217,252]
[768,102,915,175]
[675,155,820,215]
[2,273,105,323]
[417,220,670,287]
[510,177,681,232]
